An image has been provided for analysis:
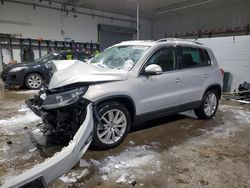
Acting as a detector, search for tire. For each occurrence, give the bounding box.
[91,101,131,150]
[194,90,219,119]
[25,73,43,89]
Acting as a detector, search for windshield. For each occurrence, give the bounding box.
[34,53,59,63]
[89,45,150,70]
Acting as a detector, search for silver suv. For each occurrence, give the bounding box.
[27,38,223,150]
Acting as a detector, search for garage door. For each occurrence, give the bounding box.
[98,24,136,51]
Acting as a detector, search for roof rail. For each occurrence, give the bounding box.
[157,38,203,45]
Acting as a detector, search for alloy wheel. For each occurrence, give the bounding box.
[27,75,42,89]
[97,109,127,144]
[204,92,217,117]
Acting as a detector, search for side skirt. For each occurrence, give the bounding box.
[135,101,201,124]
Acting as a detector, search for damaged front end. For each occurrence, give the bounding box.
[3,85,94,188]
[27,85,90,141]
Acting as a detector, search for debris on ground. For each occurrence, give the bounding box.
[59,169,89,184]
[79,159,90,168]
[6,140,12,145]
[224,81,250,104]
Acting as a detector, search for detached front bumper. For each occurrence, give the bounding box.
[2,103,94,188]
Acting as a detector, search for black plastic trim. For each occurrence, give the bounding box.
[93,95,137,124]
[205,84,222,99]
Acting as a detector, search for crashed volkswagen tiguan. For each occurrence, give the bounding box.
[28,38,223,149]
[3,39,223,187]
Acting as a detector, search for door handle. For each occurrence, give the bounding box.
[175,78,181,83]
[204,73,208,78]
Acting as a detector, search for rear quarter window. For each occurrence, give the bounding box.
[178,46,211,69]
[198,48,211,66]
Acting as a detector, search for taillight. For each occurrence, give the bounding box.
[220,68,224,76]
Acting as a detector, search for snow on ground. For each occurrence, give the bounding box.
[219,105,250,124]
[0,105,41,133]
[85,104,250,185]
[9,90,39,94]
[59,169,89,183]
[199,105,250,139]
[92,145,161,184]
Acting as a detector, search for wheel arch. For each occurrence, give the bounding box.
[93,95,137,125]
[204,84,222,99]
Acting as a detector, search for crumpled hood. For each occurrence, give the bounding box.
[49,60,127,89]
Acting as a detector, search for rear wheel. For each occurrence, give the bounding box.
[194,90,219,119]
[92,101,130,150]
[25,73,43,89]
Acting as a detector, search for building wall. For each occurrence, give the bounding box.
[0,1,151,66]
[197,36,250,92]
[152,1,250,40]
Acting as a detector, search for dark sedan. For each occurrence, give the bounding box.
[1,51,91,89]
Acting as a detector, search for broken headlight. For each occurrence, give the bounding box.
[42,87,87,110]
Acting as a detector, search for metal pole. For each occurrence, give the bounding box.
[136,0,139,40]
[0,42,3,73]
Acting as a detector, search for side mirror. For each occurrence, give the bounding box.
[144,64,162,75]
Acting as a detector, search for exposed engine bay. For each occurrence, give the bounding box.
[26,85,90,142]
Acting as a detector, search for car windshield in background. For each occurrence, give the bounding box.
[34,53,59,63]
[89,45,150,70]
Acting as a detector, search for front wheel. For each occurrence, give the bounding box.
[25,73,43,89]
[92,101,130,150]
[194,90,219,119]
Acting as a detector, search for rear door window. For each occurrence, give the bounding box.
[181,47,201,68]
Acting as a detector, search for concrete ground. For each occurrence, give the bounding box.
[0,83,250,188]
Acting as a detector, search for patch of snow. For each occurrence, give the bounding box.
[17,105,30,112]
[219,105,250,124]
[59,175,77,183]
[90,159,101,166]
[101,175,108,181]
[21,154,32,160]
[59,169,89,184]
[76,169,89,179]
[29,148,37,153]
[0,108,41,128]
[93,145,161,184]
[31,128,42,135]
[79,159,90,168]
[129,141,135,145]
[234,110,250,123]
[0,145,10,152]
[10,90,38,94]
[116,173,128,184]
[219,105,243,111]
